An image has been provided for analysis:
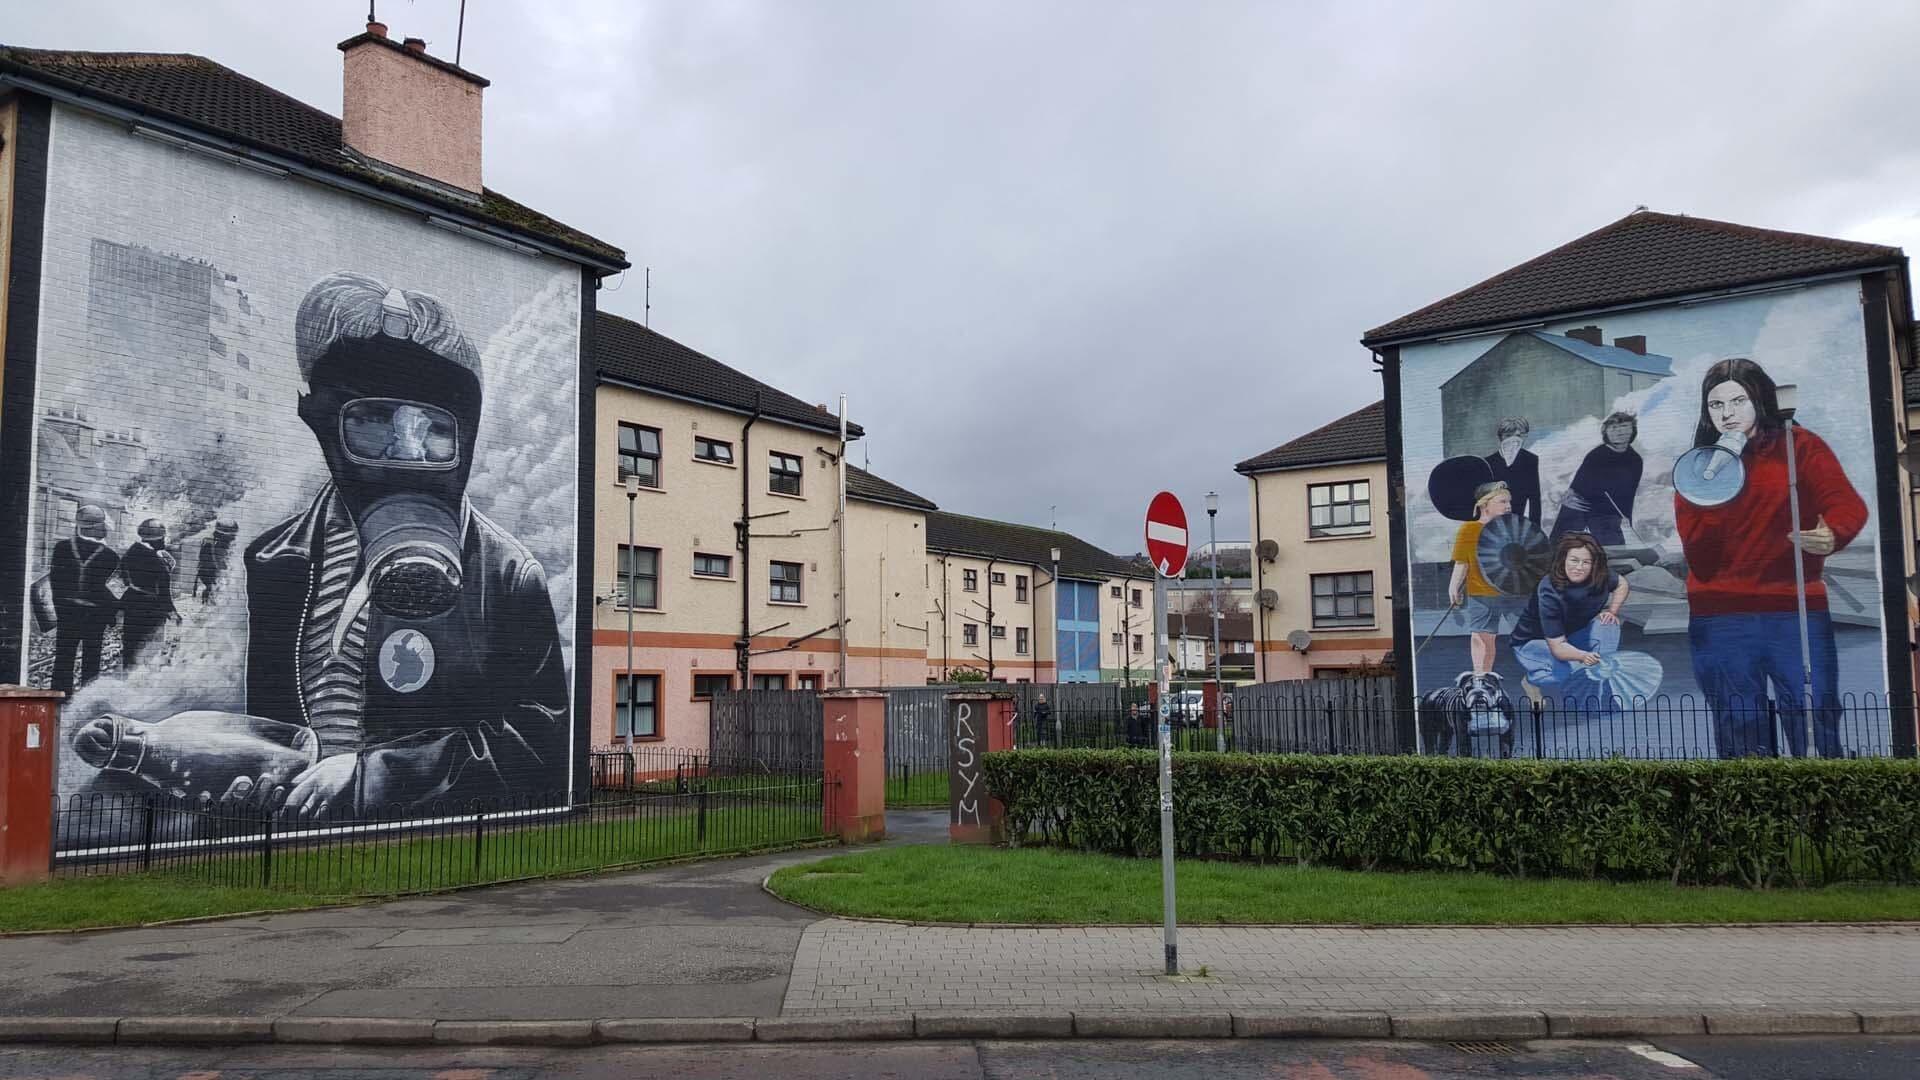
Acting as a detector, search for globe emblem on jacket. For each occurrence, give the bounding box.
[379,629,435,694]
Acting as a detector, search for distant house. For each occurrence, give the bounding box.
[1439,327,1672,458]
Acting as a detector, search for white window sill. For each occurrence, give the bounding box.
[768,489,806,501]
[609,605,668,615]
[613,481,667,494]
[1309,623,1379,633]
[691,573,736,582]
[769,599,807,608]
[693,456,737,468]
[1305,531,1375,542]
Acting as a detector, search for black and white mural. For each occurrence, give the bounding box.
[22,108,581,822]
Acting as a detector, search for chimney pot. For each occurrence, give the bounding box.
[403,36,427,54]
[1566,325,1604,346]
[1612,334,1648,356]
[340,24,488,193]
[367,20,388,38]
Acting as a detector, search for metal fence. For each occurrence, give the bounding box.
[53,748,834,895]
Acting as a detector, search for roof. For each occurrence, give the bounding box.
[846,465,937,512]
[1364,210,1902,346]
[1524,331,1673,377]
[1235,401,1385,474]
[1167,613,1255,639]
[594,312,864,438]
[1909,322,1920,410]
[926,511,1143,581]
[0,45,625,268]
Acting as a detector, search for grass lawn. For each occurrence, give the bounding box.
[886,770,948,808]
[767,844,1920,925]
[0,875,344,933]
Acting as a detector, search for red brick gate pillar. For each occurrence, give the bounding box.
[821,690,886,843]
[0,688,62,885]
[947,691,1016,844]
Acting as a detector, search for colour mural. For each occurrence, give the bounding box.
[19,108,581,824]
[1399,280,1889,759]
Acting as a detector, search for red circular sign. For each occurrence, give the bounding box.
[1144,491,1189,578]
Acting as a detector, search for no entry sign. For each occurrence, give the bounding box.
[1144,491,1189,578]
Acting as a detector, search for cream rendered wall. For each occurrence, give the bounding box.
[925,552,1053,681]
[1099,574,1152,681]
[1246,460,1392,681]
[845,498,929,687]
[591,384,846,747]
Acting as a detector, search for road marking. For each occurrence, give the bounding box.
[1625,1043,1699,1069]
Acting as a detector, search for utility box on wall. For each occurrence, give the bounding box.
[0,688,61,885]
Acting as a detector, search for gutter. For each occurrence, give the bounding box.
[596,372,855,439]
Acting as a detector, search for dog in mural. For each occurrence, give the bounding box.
[70,271,570,819]
[1419,670,1516,758]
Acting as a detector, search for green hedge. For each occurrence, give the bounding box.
[979,750,1920,887]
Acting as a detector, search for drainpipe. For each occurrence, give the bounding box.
[836,394,849,688]
[1251,474,1267,684]
[941,555,950,680]
[736,396,763,688]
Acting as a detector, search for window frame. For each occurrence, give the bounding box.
[1015,575,1029,602]
[1131,588,1143,608]
[693,436,735,466]
[751,672,790,691]
[612,671,662,741]
[1307,479,1374,539]
[691,672,735,701]
[1310,570,1377,629]
[990,624,1007,639]
[1016,626,1029,655]
[962,623,979,646]
[961,569,979,592]
[618,423,663,489]
[769,560,804,604]
[1132,634,1144,653]
[990,571,1006,586]
[768,451,804,497]
[617,544,661,610]
[1110,585,1122,598]
[692,551,733,579]
[795,673,822,691]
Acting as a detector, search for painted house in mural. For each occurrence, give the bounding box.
[1364,210,1917,761]
[0,24,626,824]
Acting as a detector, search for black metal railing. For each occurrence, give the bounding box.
[54,748,834,895]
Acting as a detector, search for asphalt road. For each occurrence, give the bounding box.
[0,1037,1913,1079]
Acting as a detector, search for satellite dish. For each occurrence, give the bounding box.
[1286,629,1312,652]
[1255,588,1279,610]
[1476,515,1551,596]
[1256,538,1280,563]
[1428,455,1496,522]
[1674,430,1748,508]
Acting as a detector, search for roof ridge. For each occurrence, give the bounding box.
[1236,399,1382,467]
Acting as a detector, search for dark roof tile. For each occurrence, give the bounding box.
[926,511,1142,581]
[0,45,624,267]
[1236,401,1385,474]
[847,465,936,511]
[594,311,862,438]
[1364,211,1900,345]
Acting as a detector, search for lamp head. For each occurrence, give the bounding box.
[1205,490,1218,514]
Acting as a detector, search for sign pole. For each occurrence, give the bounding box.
[1154,569,1177,975]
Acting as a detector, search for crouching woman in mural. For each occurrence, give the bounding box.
[72,272,570,819]
[1508,532,1629,706]
[1675,357,1866,758]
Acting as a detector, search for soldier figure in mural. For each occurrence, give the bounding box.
[1485,417,1542,529]
[46,504,121,693]
[70,271,570,818]
[193,519,240,602]
[119,518,179,667]
[1551,412,1643,546]
[1674,358,1866,758]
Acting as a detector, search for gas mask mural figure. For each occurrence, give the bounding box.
[73,271,570,819]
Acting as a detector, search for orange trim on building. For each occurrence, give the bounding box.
[1256,635,1394,653]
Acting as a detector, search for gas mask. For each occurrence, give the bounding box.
[299,324,482,621]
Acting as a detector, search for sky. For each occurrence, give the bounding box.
[12,1,1920,557]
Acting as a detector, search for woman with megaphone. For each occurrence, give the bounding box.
[1675,357,1866,758]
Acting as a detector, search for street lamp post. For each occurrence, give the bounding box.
[624,475,639,756]
[1050,545,1062,746]
[1205,491,1224,753]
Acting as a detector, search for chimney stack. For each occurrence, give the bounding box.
[1612,335,1647,356]
[339,20,489,194]
[1565,325,1603,346]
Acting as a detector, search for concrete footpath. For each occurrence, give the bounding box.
[0,808,1914,1045]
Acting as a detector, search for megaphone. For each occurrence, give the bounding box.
[1674,430,1748,508]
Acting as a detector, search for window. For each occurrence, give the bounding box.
[618,545,660,609]
[769,451,803,496]
[1015,575,1029,601]
[752,673,789,691]
[619,423,662,488]
[963,623,979,646]
[694,436,734,464]
[1311,571,1376,628]
[693,552,732,578]
[1111,632,1123,646]
[614,674,658,739]
[1309,480,1372,538]
[962,569,979,592]
[990,571,1006,586]
[693,674,733,699]
[1133,634,1144,652]
[1110,585,1122,598]
[769,561,803,603]
[1016,627,1029,655]
[1131,588,1143,608]
[796,674,820,691]
[990,625,1006,639]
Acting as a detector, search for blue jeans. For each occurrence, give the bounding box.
[1689,611,1840,758]
[1513,619,1621,688]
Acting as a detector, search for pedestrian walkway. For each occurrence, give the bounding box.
[783,921,1920,1014]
